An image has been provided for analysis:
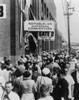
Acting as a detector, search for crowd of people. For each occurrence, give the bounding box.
[0,50,79,100]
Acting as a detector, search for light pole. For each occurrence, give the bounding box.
[64,1,74,55]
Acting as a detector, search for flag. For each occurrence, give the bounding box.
[29,7,36,20]
[28,33,37,46]
[17,0,37,49]
[21,0,32,20]
[20,0,23,46]
[24,33,29,51]
[17,0,26,47]
[26,0,32,8]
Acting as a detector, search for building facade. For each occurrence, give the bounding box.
[0,0,62,63]
[30,0,62,53]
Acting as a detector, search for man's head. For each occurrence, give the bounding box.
[65,62,70,69]
[5,81,14,94]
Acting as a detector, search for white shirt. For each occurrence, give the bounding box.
[0,86,4,100]
[69,61,75,73]
[8,91,20,100]
[77,71,79,83]
[2,69,11,82]
[36,76,53,92]
[65,74,75,98]
[0,76,5,87]
[20,79,36,93]
[72,58,77,64]
[36,76,52,87]
[0,69,4,77]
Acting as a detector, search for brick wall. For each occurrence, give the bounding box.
[0,0,25,63]
[0,0,10,58]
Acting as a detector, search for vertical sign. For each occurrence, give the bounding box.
[0,4,6,18]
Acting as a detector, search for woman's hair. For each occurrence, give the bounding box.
[40,84,50,97]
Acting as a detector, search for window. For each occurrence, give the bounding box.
[47,8,48,17]
[50,13,51,20]
[41,0,43,3]
[44,3,46,15]
[51,17,54,20]
[41,17,44,20]
[41,0,43,12]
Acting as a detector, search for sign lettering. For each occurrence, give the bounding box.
[0,4,6,18]
[0,6,3,17]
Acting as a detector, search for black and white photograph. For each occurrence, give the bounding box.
[0,0,79,100]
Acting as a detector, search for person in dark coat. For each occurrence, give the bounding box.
[51,69,69,100]
[71,63,79,100]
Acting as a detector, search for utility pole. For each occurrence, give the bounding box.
[64,1,74,55]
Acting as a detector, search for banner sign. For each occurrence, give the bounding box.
[38,32,55,41]
[24,20,55,32]
[0,4,6,19]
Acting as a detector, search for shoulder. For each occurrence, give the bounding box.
[46,96,54,100]
[38,96,54,100]
[9,91,20,100]
[45,77,52,83]
[37,76,42,81]
[29,79,35,84]
[60,78,68,86]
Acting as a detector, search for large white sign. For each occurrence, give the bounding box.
[0,4,6,19]
[24,20,55,32]
[38,32,55,41]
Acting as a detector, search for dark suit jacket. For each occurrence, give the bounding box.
[71,71,79,98]
[52,77,69,100]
